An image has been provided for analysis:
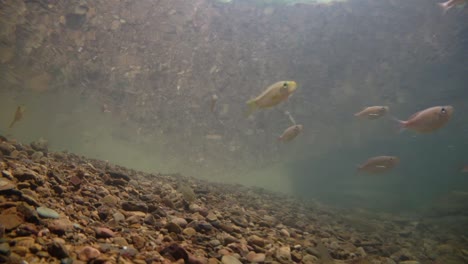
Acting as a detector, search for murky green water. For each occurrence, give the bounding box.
[0,0,467,214]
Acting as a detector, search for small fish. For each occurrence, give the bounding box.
[210,94,218,113]
[354,106,389,120]
[246,81,297,117]
[101,104,111,113]
[278,124,303,142]
[393,106,454,134]
[205,134,222,140]
[357,156,399,174]
[462,165,468,173]
[438,0,467,14]
[9,106,25,128]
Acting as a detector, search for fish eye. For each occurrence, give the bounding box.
[283,82,288,87]
[441,108,446,113]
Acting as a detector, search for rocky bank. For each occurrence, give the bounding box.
[1,135,468,264]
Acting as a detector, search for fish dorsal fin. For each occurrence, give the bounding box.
[407,110,421,121]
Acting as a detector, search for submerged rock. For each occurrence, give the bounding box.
[37,207,60,219]
[78,246,101,261]
[0,137,465,263]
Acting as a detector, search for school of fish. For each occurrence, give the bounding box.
[354,105,454,174]
[4,1,465,177]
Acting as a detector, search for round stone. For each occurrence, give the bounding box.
[0,178,15,191]
[37,207,60,219]
[221,255,242,264]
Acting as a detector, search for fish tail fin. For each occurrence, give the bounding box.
[397,123,407,134]
[459,163,466,173]
[438,2,450,14]
[355,165,363,176]
[245,99,257,117]
[388,115,406,134]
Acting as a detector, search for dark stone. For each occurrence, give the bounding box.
[104,178,127,186]
[16,223,39,236]
[121,201,148,212]
[69,175,82,187]
[0,243,9,256]
[107,170,130,181]
[140,194,154,201]
[147,203,159,213]
[291,251,302,262]
[0,255,9,263]
[30,140,48,153]
[162,198,175,209]
[143,214,156,225]
[160,243,189,262]
[12,168,38,182]
[17,202,39,223]
[52,185,65,195]
[13,144,25,151]
[65,13,86,30]
[0,143,14,155]
[20,194,41,207]
[210,220,221,229]
[164,222,182,234]
[187,221,213,233]
[47,240,70,259]
[48,170,65,185]
[97,205,111,221]
[151,208,166,218]
[230,215,248,228]
[16,182,30,189]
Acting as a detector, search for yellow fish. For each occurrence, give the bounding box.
[245,81,297,117]
[9,105,25,129]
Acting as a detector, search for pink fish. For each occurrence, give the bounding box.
[278,124,303,142]
[393,106,454,134]
[438,0,467,14]
[101,104,111,113]
[354,106,389,120]
[462,165,468,173]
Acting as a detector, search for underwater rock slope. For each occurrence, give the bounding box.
[0,136,468,263]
